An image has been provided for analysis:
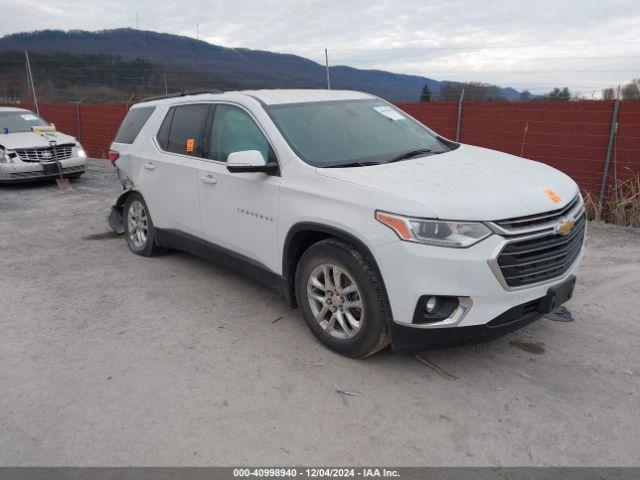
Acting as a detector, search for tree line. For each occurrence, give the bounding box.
[420,80,640,102]
[602,80,640,100]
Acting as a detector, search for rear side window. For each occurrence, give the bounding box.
[165,104,211,157]
[114,106,155,144]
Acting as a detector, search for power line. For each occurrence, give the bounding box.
[417,69,640,74]
[284,41,640,54]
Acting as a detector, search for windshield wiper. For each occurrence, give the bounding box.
[326,161,381,168]
[385,148,432,164]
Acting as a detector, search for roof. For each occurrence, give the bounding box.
[236,89,375,105]
[133,89,377,109]
[135,89,376,108]
[0,107,30,113]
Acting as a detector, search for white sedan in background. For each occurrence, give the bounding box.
[0,107,87,183]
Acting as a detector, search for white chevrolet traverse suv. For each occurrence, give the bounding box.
[0,107,87,183]
[108,89,585,357]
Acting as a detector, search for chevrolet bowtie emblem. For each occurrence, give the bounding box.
[556,218,575,236]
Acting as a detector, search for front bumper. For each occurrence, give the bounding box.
[390,304,544,354]
[372,230,584,351]
[0,157,87,183]
[390,276,575,354]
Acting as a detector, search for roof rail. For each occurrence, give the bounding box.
[139,89,223,103]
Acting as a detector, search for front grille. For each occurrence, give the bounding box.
[496,213,586,288]
[14,144,74,162]
[494,195,580,232]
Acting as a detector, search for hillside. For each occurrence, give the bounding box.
[0,29,521,103]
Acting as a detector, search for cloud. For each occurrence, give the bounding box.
[2,0,639,95]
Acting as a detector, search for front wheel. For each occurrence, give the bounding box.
[295,238,391,358]
[123,193,166,257]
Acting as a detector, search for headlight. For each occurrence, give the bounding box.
[376,211,492,248]
[0,148,8,163]
[74,142,87,158]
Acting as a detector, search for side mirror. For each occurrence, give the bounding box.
[226,150,278,174]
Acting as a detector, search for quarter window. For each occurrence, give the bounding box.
[114,106,155,144]
[165,104,211,156]
[206,104,271,162]
[156,107,175,150]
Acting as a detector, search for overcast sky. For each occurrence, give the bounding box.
[2,0,639,96]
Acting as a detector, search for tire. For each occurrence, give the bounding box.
[67,173,82,180]
[123,192,166,257]
[295,238,391,358]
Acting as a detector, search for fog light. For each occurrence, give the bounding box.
[425,296,440,313]
[414,295,459,324]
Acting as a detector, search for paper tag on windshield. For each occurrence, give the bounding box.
[373,105,405,121]
[21,114,38,121]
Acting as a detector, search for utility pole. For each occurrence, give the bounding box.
[74,99,83,141]
[136,13,139,30]
[455,88,464,142]
[197,24,199,41]
[599,85,621,206]
[25,51,39,114]
[25,63,31,104]
[325,48,331,90]
[164,74,168,95]
[520,119,529,157]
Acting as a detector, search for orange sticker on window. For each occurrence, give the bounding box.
[544,189,562,203]
[186,138,195,153]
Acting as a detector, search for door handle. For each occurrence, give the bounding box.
[143,163,155,170]
[201,175,217,184]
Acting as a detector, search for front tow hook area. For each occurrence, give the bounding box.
[107,205,125,234]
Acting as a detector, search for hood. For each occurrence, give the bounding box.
[317,144,579,221]
[0,131,77,150]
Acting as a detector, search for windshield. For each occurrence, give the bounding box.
[267,99,450,167]
[0,111,50,134]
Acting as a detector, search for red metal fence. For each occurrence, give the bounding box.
[3,100,639,198]
[399,100,640,198]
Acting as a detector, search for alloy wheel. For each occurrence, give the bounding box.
[127,200,148,249]
[306,263,364,339]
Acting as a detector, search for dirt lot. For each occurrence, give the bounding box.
[1,159,639,466]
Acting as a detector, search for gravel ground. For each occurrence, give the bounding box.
[1,159,639,466]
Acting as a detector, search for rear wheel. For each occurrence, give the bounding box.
[124,193,166,257]
[295,238,391,358]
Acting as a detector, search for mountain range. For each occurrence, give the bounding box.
[0,29,520,103]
